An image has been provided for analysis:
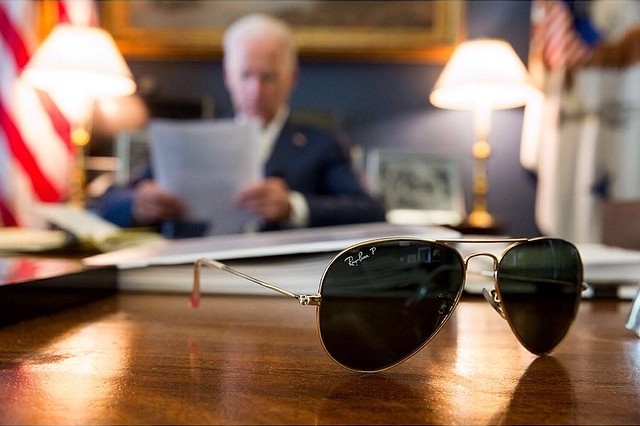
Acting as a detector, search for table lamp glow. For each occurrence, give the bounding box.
[22,24,136,207]
[430,39,539,229]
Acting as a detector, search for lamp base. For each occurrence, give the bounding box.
[465,209,495,229]
[456,210,503,235]
[68,126,91,208]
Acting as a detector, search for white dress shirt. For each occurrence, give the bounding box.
[238,107,310,228]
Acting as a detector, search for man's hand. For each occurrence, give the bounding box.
[132,180,185,225]
[234,177,291,223]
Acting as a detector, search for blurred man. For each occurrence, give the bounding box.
[96,13,385,237]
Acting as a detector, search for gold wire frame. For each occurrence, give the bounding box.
[191,237,527,308]
[191,236,586,372]
[191,236,590,305]
[99,1,465,62]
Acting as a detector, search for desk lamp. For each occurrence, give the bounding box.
[430,39,538,229]
[22,24,136,207]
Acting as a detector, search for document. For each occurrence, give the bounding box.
[578,243,640,283]
[149,118,262,236]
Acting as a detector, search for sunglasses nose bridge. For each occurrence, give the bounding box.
[463,252,499,274]
[463,252,505,316]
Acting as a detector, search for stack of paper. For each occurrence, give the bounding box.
[83,225,640,299]
[84,222,461,295]
[578,243,640,283]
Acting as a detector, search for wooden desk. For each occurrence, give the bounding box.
[0,293,638,425]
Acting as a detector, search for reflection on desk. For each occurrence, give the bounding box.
[0,293,638,424]
[0,257,117,327]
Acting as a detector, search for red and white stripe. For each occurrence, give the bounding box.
[0,0,96,227]
[530,0,593,70]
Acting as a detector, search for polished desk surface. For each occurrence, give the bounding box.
[0,292,638,425]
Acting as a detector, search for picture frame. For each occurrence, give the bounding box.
[99,1,464,62]
[366,150,466,226]
[113,130,149,185]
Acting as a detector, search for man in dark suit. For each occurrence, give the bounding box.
[95,13,385,237]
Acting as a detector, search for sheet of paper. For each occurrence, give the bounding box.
[31,203,164,252]
[0,228,69,252]
[34,203,121,242]
[149,118,261,236]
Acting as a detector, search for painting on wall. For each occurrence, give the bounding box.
[100,1,464,62]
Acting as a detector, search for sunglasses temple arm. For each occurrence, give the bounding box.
[482,288,506,318]
[192,258,321,308]
[464,267,505,318]
[498,273,588,290]
[479,275,588,321]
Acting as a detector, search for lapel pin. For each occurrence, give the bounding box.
[293,132,307,147]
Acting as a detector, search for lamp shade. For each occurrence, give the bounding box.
[22,24,136,100]
[430,39,538,111]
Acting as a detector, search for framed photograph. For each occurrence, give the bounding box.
[114,131,150,185]
[99,1,464,62]
[366,150,466,226]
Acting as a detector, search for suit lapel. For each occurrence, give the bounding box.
[265,120,303,176]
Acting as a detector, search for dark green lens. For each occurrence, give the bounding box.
[318,239,465,372]
[496,238,583,355]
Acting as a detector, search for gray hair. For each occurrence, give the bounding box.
[223,13,297,67]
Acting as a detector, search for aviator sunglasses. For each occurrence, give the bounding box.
[192,237,585,372]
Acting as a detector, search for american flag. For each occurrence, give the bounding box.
[0,0,96,227]
[522,0,606,242]
[530,0,600,71]
[522,0,601,173]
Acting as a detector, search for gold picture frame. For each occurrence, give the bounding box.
[100,1,464,62]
